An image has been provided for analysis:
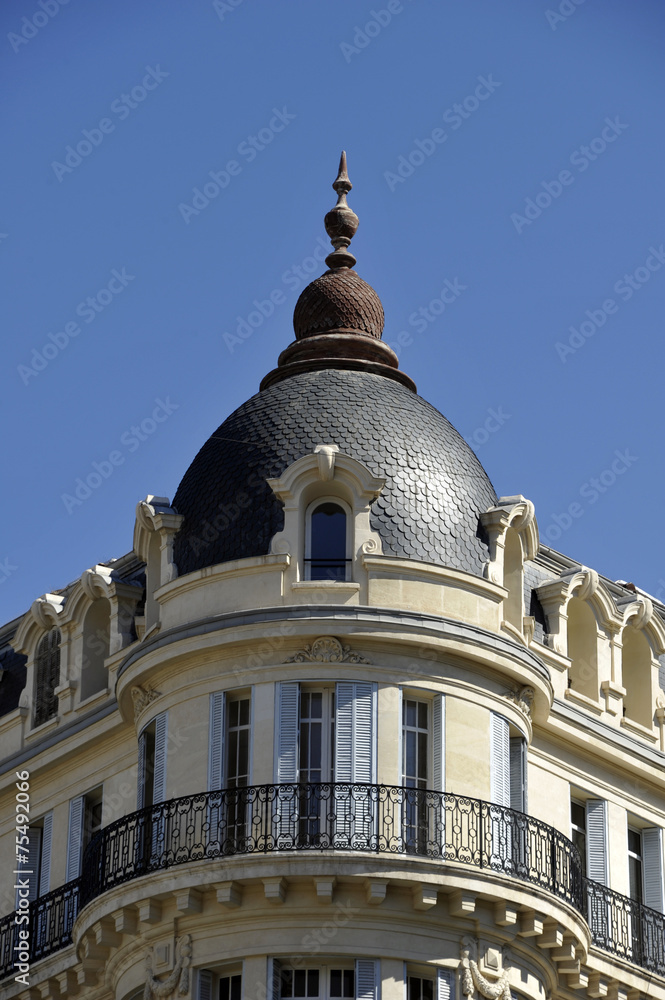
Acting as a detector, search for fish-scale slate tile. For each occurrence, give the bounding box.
[173,369,497,578]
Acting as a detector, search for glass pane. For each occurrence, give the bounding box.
[220,978,230,1000]
[310,503,346,581]
[343,971,354,997]
[405,731,416,779]
[229,700,239,727]
[418,702,428,729]
[237,729,249,782]
[294,970,306,997]
[628,829,642,856]
[308,971,319,997]
[418,732,428,780]
[231,976,242,1000]
[310,722,322,769]
[301,692,310,717]
[570,801,585,830]
[406,701,416,728]
[281,969,293,998]
[330,970,341,997]
[239,699,250,726]
[311,692,322,718]
[422,980,433,1000]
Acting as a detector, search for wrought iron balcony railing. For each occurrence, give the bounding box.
[1,784,663,980]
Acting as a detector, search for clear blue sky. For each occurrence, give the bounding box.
[2,0,664,624]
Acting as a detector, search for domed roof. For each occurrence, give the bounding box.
[293,268,384,340]
[173,369,497,578]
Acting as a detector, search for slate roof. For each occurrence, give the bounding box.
[173,369,498,578]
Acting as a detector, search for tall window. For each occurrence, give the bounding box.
[570,800,587,878]
[628,827,644,904]
[33,628,61,727]
[227,697,251,790]
[298,688,335,841]
[280,966,355,1000]
[66,787,103,881]
[306,501,349,581]
[402,698,429,852]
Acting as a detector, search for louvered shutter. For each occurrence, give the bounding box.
[509,737,527,812]
[66,795,85,881]
[137,729,147,809]
[198,970,214,1000]
[152,712,167,804]
[432,694,445,793]
[275,682,299,782]
[209,692,226,790]
[356,960,379,1000]
[334,682,376,782]
[586,799,608,885]
[642,827,665,913]
[20,827,42,905]
[39,812,52,895]
[490,713,510,806]
[436,969,454,1000]
[269,958,281,1000]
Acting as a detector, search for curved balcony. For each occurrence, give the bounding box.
[1,785,663,980]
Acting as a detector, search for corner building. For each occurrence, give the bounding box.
[1,154,664,1000]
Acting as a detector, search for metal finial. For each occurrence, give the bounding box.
[324,150,359,269]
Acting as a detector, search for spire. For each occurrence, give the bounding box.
[324,151,359,269]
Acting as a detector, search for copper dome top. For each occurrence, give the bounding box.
[293,267,384,340]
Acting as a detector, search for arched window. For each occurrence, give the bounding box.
[33,629,61,727]
[305,501,349,581]
[80,599,110,701]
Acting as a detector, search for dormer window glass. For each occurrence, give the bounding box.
[306,501,349,581]
[33,628,61,727]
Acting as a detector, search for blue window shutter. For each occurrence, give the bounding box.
[585,799,608,885]
[436,969,454,1000]
[153,712,168,804]
[356,960,379,1000]
[40,812,52,895]
[490,712,510,807]
[335,682,376,783]
[275,682,299,782]
[432,694,445,793]
[209,692,226,790]
[197,970,214,1000]
[509,736,527,812]
[66,795,85,881]
[642,827,664,913]
[137,729,146,809]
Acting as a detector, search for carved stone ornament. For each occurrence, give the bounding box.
[459,937,512,1000]
[285,636,371,664]
[144,934,191,998]
[131,685,161,721]
[504,685,534,718]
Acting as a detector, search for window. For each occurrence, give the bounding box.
[628,827,643,904]
[626,824,664,912]
[80,599,110,700]
[305,500,349,581]
[33,628,61,727]
[279,966,355,1000]
[138,713,167,808]
[407,977,433,1000]
[489,712,527,811]
[17,813,52,906]
[66,787,103,881]
[209,693,252,850]
[570,800,587,878]
[219,973,242,1000]
[407,970,454,1000]
[401,696,442,853]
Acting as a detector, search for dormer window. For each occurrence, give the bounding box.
[305,500,350,581]
[33,628,61,727]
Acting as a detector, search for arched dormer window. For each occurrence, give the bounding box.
[305,499,350,581]
[33,628,61,727]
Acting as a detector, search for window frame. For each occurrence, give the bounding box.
[304,496,353,582]
[33,628,61,728]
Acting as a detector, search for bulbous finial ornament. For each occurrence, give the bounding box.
[324,151,359,269]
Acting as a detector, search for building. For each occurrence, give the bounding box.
[1,153,664,1000]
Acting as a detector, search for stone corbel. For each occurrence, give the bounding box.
[143,933,191,998]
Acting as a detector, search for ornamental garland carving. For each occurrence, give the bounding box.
[459,938,512,1000]
[503,685,534,718]
[144,934,191,998]
[131,684,161,721]
[285,636,371,664]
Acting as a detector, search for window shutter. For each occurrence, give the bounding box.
[269,958,281,1000]
[585,799,608,885]
[275,682,300,782]
[509,736,527,812]
[335,682,376,782]
[137,729,147,809]
[490,712,510,807]
[209,692,226,790]
[20,827,42,905]
[197,970,214,1000]
[152,712,168,804]
[642,827,665,913]
[432,694,445,792]
[66,795,85,881]
[436,969,454,1000]
[355,959,379,1000]
[40,812,53,895]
